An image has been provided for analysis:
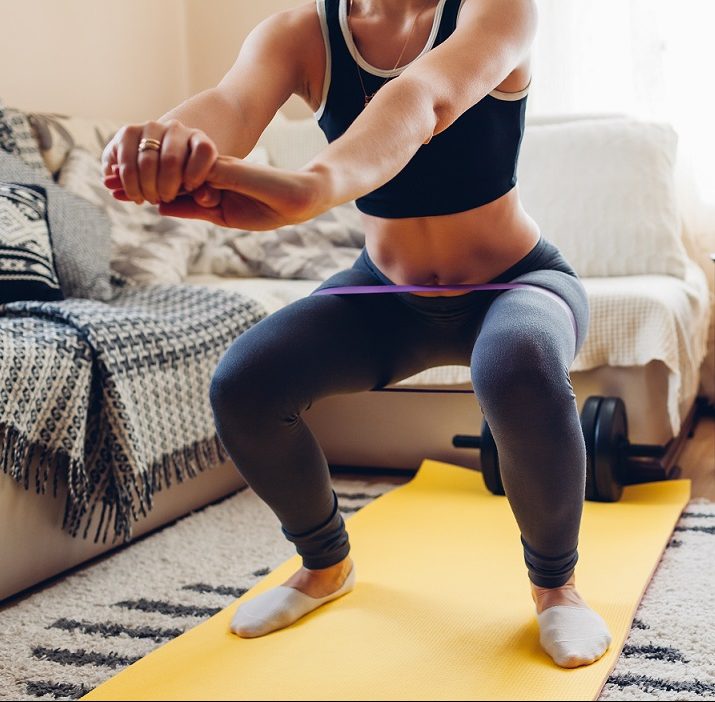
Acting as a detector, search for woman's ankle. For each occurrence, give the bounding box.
[530,574,584,613]
[284,555,353,596]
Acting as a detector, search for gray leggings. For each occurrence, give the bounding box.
[209,236,590,588]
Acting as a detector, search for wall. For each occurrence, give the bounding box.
[0,0,189,121]
[0,0,307,122]
[184,0,309,118]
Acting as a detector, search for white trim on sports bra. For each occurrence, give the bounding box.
[489,81,531,101]
[456,0,531,101]
[315,0,333,120]
[315,0,530,120]
[338,0,449,78]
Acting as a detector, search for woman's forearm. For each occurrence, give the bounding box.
[301,75,439,210]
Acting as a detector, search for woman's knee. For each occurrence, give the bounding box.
[471,325,574,414]
[210,353,257,428]
[209,332,296,433]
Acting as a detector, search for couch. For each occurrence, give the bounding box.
[1,106,712,602]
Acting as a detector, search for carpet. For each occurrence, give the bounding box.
[0,473,714,701]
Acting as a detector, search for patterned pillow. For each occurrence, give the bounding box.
[0,182,63,302]
[1,109,48,173]
[0,100,49,173]
[0,150,114,300]
[0,102,17,156]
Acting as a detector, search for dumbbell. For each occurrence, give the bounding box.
[453,395,667,502]
[579,395,666,502]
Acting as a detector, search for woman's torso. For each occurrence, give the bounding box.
[300,0,539,296]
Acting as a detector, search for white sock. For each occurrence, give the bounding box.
[230,565,356,638]
[536,605,612,668]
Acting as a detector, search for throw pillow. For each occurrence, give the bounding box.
[0,182,63,302]
[517,117,689,279]
[0,150,114,300]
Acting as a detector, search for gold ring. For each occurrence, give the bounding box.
[138,137,162,153]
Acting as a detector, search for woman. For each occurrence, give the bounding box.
[103,0,612,668]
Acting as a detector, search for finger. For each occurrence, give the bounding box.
[182,131,219,193]
[103,173,122,189]
[136,122,167,205]
[157,196,225,225]
[115,125,144,204]
[156,120,189,203]
[192,184,222,208]
[106,171,190,198]
[101,137,119,177]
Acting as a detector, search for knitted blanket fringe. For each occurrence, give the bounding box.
[0,283,266,543]
[75,434,229,545]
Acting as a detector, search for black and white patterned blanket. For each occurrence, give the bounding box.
[0,283,267,542]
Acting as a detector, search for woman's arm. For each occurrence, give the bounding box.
[304,0,538,211]
[108,0,537,231]
[143,0,538,229]
[158,6,321,159]
[103,4,323,204]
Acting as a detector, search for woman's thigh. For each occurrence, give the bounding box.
[211,267,464,418]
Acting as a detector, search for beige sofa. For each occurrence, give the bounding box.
[1,110,713,602]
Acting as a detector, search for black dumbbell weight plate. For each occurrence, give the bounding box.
[580,396,601,501]
[593,397,626,502]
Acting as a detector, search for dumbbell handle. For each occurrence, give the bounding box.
[624,442,667,458]
[456,434,666,459]
[453,434,481,449]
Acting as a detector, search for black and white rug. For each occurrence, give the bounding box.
[0,479,713,701]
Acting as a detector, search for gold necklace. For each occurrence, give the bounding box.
[348,0,433,108]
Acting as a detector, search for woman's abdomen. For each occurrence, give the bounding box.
[361,187,542,295]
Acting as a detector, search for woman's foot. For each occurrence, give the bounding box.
[531,574,612,668]
[230,556,355,638]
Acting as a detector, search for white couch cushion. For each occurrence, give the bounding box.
[517,118,689,279]
[258,112,328,171]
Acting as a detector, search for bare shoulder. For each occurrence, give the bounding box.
[456,0,537,91]
[257,2,322,39]
[246,2,323,58]
[246,2,327,108]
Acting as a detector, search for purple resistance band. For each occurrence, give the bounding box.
[313,282,578,340]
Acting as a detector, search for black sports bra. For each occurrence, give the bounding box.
[315,0,529,219]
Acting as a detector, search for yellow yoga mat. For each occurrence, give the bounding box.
[84,459,690,702]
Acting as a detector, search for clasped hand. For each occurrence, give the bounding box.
[101,120,325,231]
